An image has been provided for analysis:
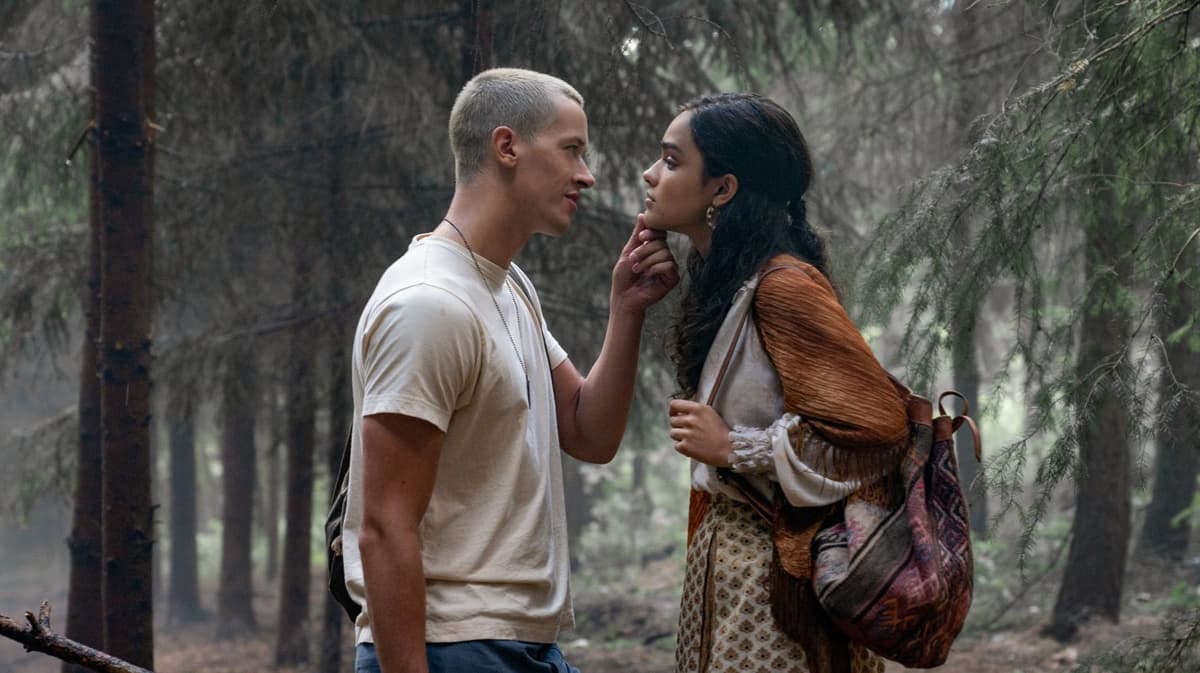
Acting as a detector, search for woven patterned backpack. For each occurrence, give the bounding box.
[809,384,980,668]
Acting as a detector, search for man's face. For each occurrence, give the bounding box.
[513,95,595,236]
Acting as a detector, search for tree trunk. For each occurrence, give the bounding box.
[167,387,204,622]
[95,0,155,666]
[216,349,258,637]
[264,399,281,584]
[460,0,495,86]
[275,243,317,666]
[63,44,104,673]
[563,456,591,570]
[1139,250,1200,558]
[1048,159,1133,641]
[320,362,350,673]
[949,0,988,538]
[319,53,351,673]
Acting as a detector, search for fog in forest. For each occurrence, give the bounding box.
[3,1,1199,672]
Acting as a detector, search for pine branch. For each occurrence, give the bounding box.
[0,602,153,673]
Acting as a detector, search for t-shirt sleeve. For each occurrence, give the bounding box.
[543,326,568,370]
[359,285,482,432]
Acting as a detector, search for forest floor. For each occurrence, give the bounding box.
[1,551,1194,673]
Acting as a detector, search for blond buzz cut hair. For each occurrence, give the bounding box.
[449,68,584,183]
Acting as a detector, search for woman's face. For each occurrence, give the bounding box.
[641,111,719,241]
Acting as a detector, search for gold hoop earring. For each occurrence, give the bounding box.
[705,206,716,230]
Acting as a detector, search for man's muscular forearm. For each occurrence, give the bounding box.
[360,526,427,673]
[359,413,442,673]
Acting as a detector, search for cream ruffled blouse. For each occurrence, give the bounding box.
[690,277,864,508]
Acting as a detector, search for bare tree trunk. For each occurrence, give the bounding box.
[1048,157,1133,641]
[142,0,159,618]
[563,456,591,570]
[95,0,155,664]
[167,387,204,622]
[1140,248,1200,558]
[216,349,258,637]
[319,53,351,673]
[949,0,988,538]
[275,237,317,666]
[264,397,281,584]
[63,42,104,672]
[461,0,495,86]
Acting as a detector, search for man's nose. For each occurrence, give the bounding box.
[576,165,596,189]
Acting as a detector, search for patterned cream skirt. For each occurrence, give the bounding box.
[675,495,883,673]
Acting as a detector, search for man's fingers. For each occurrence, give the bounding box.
[633,246,673,270]
[669,428,687,442]
[622,213,648,255]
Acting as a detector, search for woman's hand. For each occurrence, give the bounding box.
[668,399,733,468]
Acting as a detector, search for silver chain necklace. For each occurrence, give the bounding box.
[441,217,530,408]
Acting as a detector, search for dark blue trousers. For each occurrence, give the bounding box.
[356,640,581,673]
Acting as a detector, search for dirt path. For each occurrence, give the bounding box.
[0,559,1177,673]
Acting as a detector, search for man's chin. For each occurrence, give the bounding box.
[533,220,571,238]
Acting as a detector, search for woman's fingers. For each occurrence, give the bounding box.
[669,410,692,427]
[670,399,699,415]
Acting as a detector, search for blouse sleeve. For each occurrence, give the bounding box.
[728,413,864,507]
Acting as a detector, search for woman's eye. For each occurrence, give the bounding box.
[664,156,678,169]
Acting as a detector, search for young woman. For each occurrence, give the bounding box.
[640,93,910,673]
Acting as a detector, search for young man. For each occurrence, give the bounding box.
[341,68,679,673]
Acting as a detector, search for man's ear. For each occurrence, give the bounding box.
[711,174,738,208]
[492,126,518,169]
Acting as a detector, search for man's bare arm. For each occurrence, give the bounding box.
[552,216,678,464]
[359,413,442,673]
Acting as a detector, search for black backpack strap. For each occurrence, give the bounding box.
[332,431,352,505]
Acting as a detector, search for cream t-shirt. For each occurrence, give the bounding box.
[342,234,573,645]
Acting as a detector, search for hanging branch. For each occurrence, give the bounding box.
[0,602,153,673]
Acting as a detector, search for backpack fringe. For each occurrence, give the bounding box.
[770,543,850,673]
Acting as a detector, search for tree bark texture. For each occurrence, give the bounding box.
[216,349,258,637]
[320,363,350,673]
[63,43,104,673]
[95,0,155,666]
[264,404,281,584]
[167,387,204,622]
[563,455,590,570]
[275,241,317,666]
[320,52,351,673]
[2,604,153,673]
[949,0,988,538]
[1049,156,1133,640]
[460,0,495,86]
[1140,252,1200,558]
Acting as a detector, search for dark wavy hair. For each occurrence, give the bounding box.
[671,93,831,397]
